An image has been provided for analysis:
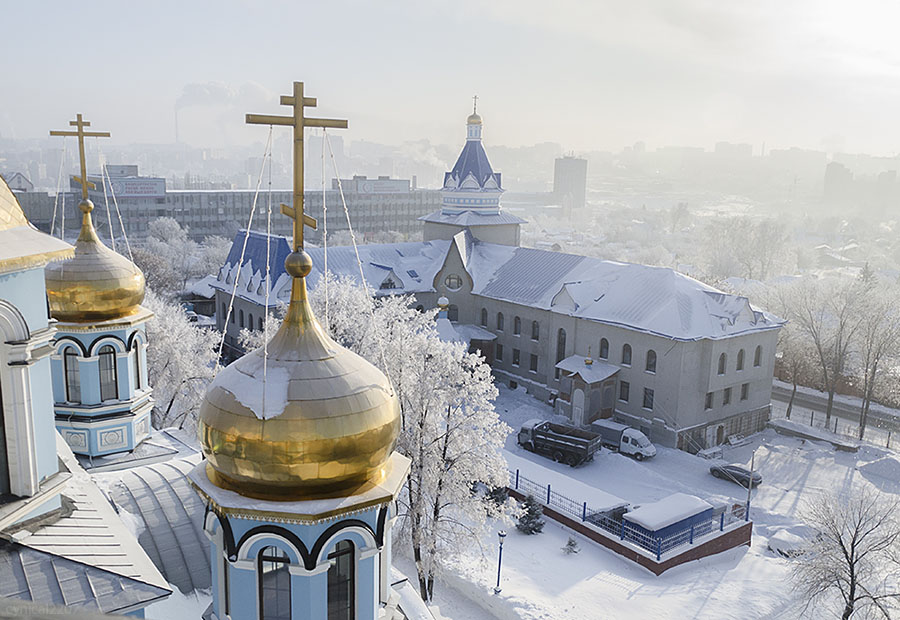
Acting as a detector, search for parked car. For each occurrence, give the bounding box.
[709,464,762,488]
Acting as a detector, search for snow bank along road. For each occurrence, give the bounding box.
[429,385,900,620]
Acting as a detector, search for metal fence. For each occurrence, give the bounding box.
[508,468,746,561]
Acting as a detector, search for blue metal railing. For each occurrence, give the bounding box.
[508,468,745,561]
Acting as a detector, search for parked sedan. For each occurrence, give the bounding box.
[709,464,762,488]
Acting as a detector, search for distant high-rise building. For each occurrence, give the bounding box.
[553,155,588,212]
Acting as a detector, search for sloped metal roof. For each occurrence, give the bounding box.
[102,457,209,594]
[479,248,586,305]
[0,540,168,614]
[444,139,501,189]
[418,210,525,225]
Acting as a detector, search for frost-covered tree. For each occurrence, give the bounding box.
[143,289,219,432]
[780,277,863,426]
[238,275,512,601]
[852,284,900,439]
[793,487,900,620]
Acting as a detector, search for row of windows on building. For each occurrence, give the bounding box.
[616,381,655,410]
[227,303,265,332]
[717,348,763,375]
[62,344,141,404]
[705,383,751,409]
[243,541,354,620]
[480,310,541,341]
[495,344,540,373]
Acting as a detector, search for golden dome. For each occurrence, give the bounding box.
[467,112,483,125]
[198,250,400,499]
[45,200,145,322]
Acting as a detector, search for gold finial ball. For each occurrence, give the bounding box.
[79,199,94,214]
[437,296,449,309]
[285,250,313,278]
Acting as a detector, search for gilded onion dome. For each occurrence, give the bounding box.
[198,250,401,500]
[467,112,482,125]
[45,200,145,322]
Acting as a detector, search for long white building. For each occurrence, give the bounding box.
[213,109,784,453]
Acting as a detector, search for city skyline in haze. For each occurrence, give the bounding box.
[3,0,899,156]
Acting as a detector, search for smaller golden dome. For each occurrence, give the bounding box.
[467,112,483,125]
[45,200,145,322]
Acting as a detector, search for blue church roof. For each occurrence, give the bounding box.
[445,140,502,189]
[224,229,292,281]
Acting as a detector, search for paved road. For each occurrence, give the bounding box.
[772,384,900,432]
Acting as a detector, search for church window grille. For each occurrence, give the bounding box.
[496,313,504,332]
[327,540,355,620]
[599,338,609,359]
[737,349,745,371]
[513,316,521,335]
[621,344,632,366]
[259,546,291,620]
[98,345,118,402]
[64,348,81,403]
[531,320,539,341]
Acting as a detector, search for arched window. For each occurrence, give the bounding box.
[513,316,521,335]
[754,345,762,367]
[258,546,291,620]
[327,540,354,620]
[718,353,727,375]
[737,349,745,371]
[646,349,657,373]
[481,308,488,327]
[555,328,566,380]
[221,302,226,321]
[599,338,609,359]
[249,313,254,331]
[448,304,459,322]
[239,310,244,329]
[64,347,81,403]
[621,344,632,366]
[133,343,141,391]
[98,345,118,402]
[531,320,539,341]
[259,316,264,330]
[496,312,504,331]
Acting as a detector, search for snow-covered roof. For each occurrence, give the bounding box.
[623,493,713,531]
[99,456,209,595]
[186,274,218,299]
[419,210,525,226]
[306,241,451,296]
[556,355,618,383]
[435,319,495,345]
[469,246,785,341]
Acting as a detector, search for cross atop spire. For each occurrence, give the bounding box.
[49,114,110,200]
[246,81,348,251]
[472,94,478,115]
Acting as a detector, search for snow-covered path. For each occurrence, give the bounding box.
[430,385,900,620]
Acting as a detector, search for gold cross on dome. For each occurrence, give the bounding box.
[50,114,111,200]
[246,81,348,251]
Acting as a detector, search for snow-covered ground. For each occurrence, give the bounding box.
[423,385,900,620]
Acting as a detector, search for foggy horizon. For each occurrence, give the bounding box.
[3,0,900,156]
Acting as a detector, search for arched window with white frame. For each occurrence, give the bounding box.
[258,545,291,620]
[98,345,118,402]
[133,341,141,391]
[64,347,81,403]
[327,539,355,620]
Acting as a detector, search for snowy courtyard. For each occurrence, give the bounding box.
[414,385,900,620]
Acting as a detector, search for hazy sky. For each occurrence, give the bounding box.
[3,0,899,155]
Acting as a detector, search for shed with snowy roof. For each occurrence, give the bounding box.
[623,493,714,539]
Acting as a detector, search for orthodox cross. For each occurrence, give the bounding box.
[246,81,348,251]
[472,94,478,114]
[49,114,110,200]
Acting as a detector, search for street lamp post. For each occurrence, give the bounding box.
[494,530,507,594]
[745,448,756,522]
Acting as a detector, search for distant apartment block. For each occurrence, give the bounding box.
[553,155,587,212]
[17,165,441,242]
